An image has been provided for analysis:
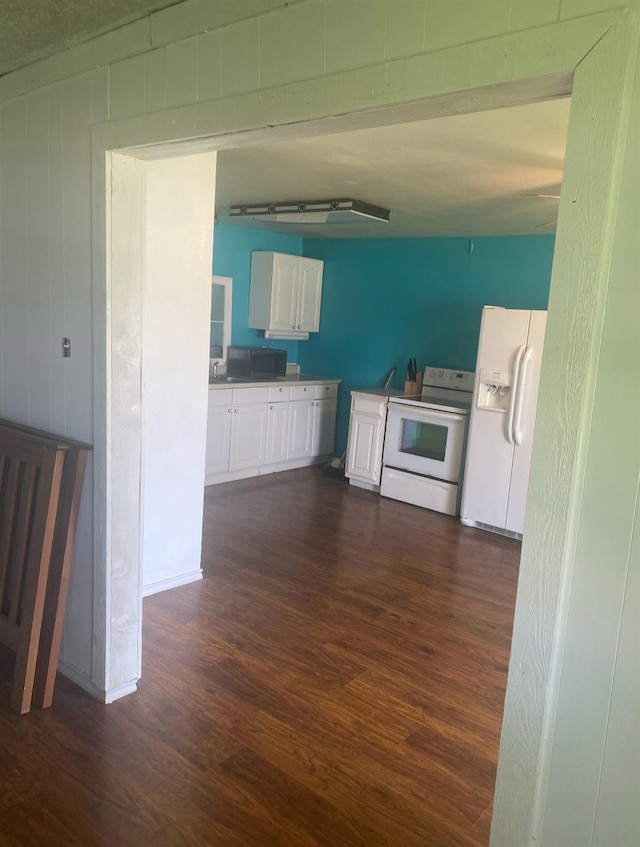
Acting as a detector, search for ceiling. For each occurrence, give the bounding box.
[0,0,183,76]
[0,1,571,239]
[215,97,571,239]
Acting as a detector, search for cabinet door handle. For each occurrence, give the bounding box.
[270,405,274,410]
[227,408,232,413]
[234,408,238,414]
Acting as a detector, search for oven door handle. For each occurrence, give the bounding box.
[389,407,465,424]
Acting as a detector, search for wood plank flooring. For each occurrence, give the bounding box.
[0,467,520,846]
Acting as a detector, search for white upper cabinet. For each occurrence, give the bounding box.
[265,253,299,332]
[249,252,323,339]
[297,258,323,333]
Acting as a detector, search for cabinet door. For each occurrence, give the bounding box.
[269,253,299,332]
[205,401,232,476]
[296,258,323,332]
[288,399,314,460]
[229,403,267,471]
[311,398,337,457]
[264,402,290,465]
[345,411,384,484]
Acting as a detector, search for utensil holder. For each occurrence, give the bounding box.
[404,372,422,396]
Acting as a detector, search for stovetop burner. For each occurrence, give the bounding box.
[389,366,475,414]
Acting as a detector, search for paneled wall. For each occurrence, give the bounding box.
[0,3,637,846]
[0,71,107,676]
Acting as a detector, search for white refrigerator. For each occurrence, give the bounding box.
[460,306,547,537]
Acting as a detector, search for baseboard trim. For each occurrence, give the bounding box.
[104,680,139,704]
[348,477,380,492]
[205,454,328,486]
[142,568,203,598]
[57,659,138,704]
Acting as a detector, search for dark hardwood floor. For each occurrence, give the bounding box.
[0,467,520,846]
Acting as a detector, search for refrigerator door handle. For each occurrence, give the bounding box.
[513,346,533,446]
[506,346,525,444]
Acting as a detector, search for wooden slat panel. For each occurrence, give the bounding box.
[10,448,64,714]
[0,416,90,450]
[0,455,19,603]
[7,462,37,625]
[0,420,90,713]
[33,447,89,708]
[0,432,49,465]
[0,616,20,649]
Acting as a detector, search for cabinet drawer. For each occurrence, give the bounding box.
[314,383,338,400]
[291,384,314,401]
[268,385,291,402]
[208,388,233,406]
[232,386,270,405]
[351,395,386,417]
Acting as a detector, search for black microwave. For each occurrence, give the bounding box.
[226,346,287,379]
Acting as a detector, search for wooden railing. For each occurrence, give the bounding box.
[0,419,90,714]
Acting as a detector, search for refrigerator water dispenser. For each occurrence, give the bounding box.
[476,368,511,412]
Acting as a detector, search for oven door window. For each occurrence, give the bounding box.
[399,417,448,462]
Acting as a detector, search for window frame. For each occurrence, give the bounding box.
[210,274,232,362]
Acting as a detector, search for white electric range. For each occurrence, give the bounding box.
[380,367,475,516]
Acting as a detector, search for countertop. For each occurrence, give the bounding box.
[350,387,405,399]
[209,374,340,389]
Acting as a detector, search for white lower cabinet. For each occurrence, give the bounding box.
[288,398,314,460]
[265,386,291,466]
[206,381,338,485]
[229,403,267,470]
[312,397,338,456]
[287,384,338,461]
[288,384,315,460]
[345,393,392,491]
[206,386,268,479]
[205,389,233,477]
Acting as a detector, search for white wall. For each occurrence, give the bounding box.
[141,155,216,597]
[0,71,104,683]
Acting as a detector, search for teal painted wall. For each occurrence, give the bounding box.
[299,235,555,454]
[212,222,303,360]
[212,224,555,453]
